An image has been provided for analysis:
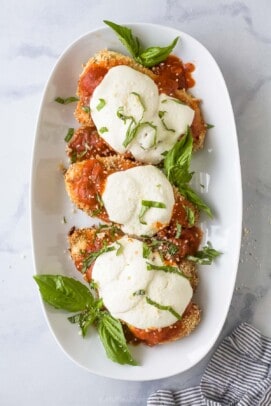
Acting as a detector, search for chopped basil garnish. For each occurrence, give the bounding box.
[96,193,104,208]
[122,120,138,148]
[104,20,179,68]
[81,106,90,113]
[187,242,222,265]
[140,236,179,258]
[146,262,185,277]
[70,151,77,163]
[139,200,166,225]
[55,96,79,104]
[158,111,166,118]
[64,128,74,142]
[82,245,116,273]
[133,289,146,296]
[158,110,175,132]
[185,206,195,226]
[96,98,106,111]
[206,123,214,129]
[89,280,98,290]
[34,274,137,365]
[142,242,151,259]
[99,127,108,134]
[116,106,135,124]
[131,92,146,119]
[161,118,175,133]
[146,297,182,320]
[115,241,124,256]
[141,200,166,209]
[175,223,182,238]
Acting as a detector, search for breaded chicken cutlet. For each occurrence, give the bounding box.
[64,155,202,250]
[68,226,201,346]
[74,50,207,151]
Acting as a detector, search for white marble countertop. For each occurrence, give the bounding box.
[1,0,271,404]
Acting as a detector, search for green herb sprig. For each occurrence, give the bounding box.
[104,20,179,68]
[187,242,222,265]
[34,274,137,365]
[163,128,213,217]
[82,245,116,274]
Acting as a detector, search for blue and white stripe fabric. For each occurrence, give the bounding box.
[147,323,271,405]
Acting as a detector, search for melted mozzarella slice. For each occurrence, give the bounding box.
[102,165,174,237]
[90,65,194,164]
[92,236,193,329]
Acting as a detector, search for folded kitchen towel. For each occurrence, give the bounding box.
[147,323,271,406]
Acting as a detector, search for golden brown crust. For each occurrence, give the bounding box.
[127,302,201,346]
[68,225,123,281]
[75,50,206,150]
[64,155,139,219]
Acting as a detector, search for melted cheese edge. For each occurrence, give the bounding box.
[102,165,174,237]
[92,236,193,329]
[90,65,194,164]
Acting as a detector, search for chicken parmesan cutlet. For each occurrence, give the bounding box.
[68,226,201,345]
[74,50,206,163]
[64,155,202,242]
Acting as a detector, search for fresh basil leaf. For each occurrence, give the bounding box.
[138,37,179,67]
[68,308,97,337]
[33,275,94,312]
[146,296,182,320]
[179,185,213,218]
[64,128,74,142]
[97,312,137,365]
[104,20,140,58]
[187,242,222,265]
[163,128,213,217]
[104,20,179,68]
[164,128,193,180]
[206,123,214,129]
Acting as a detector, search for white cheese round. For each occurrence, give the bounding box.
[92,236,193,329]
[90,65,194,164]
[102,165,175,237]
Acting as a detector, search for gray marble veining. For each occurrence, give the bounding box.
[1,0,271,404]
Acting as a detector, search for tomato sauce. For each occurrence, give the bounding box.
[80,66,108,101]
[79,54,195,102]
[67,126,115,161]
[127,303,196,346]
[152,55,195,94]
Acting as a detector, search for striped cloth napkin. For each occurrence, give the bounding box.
[147,323,271,405]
